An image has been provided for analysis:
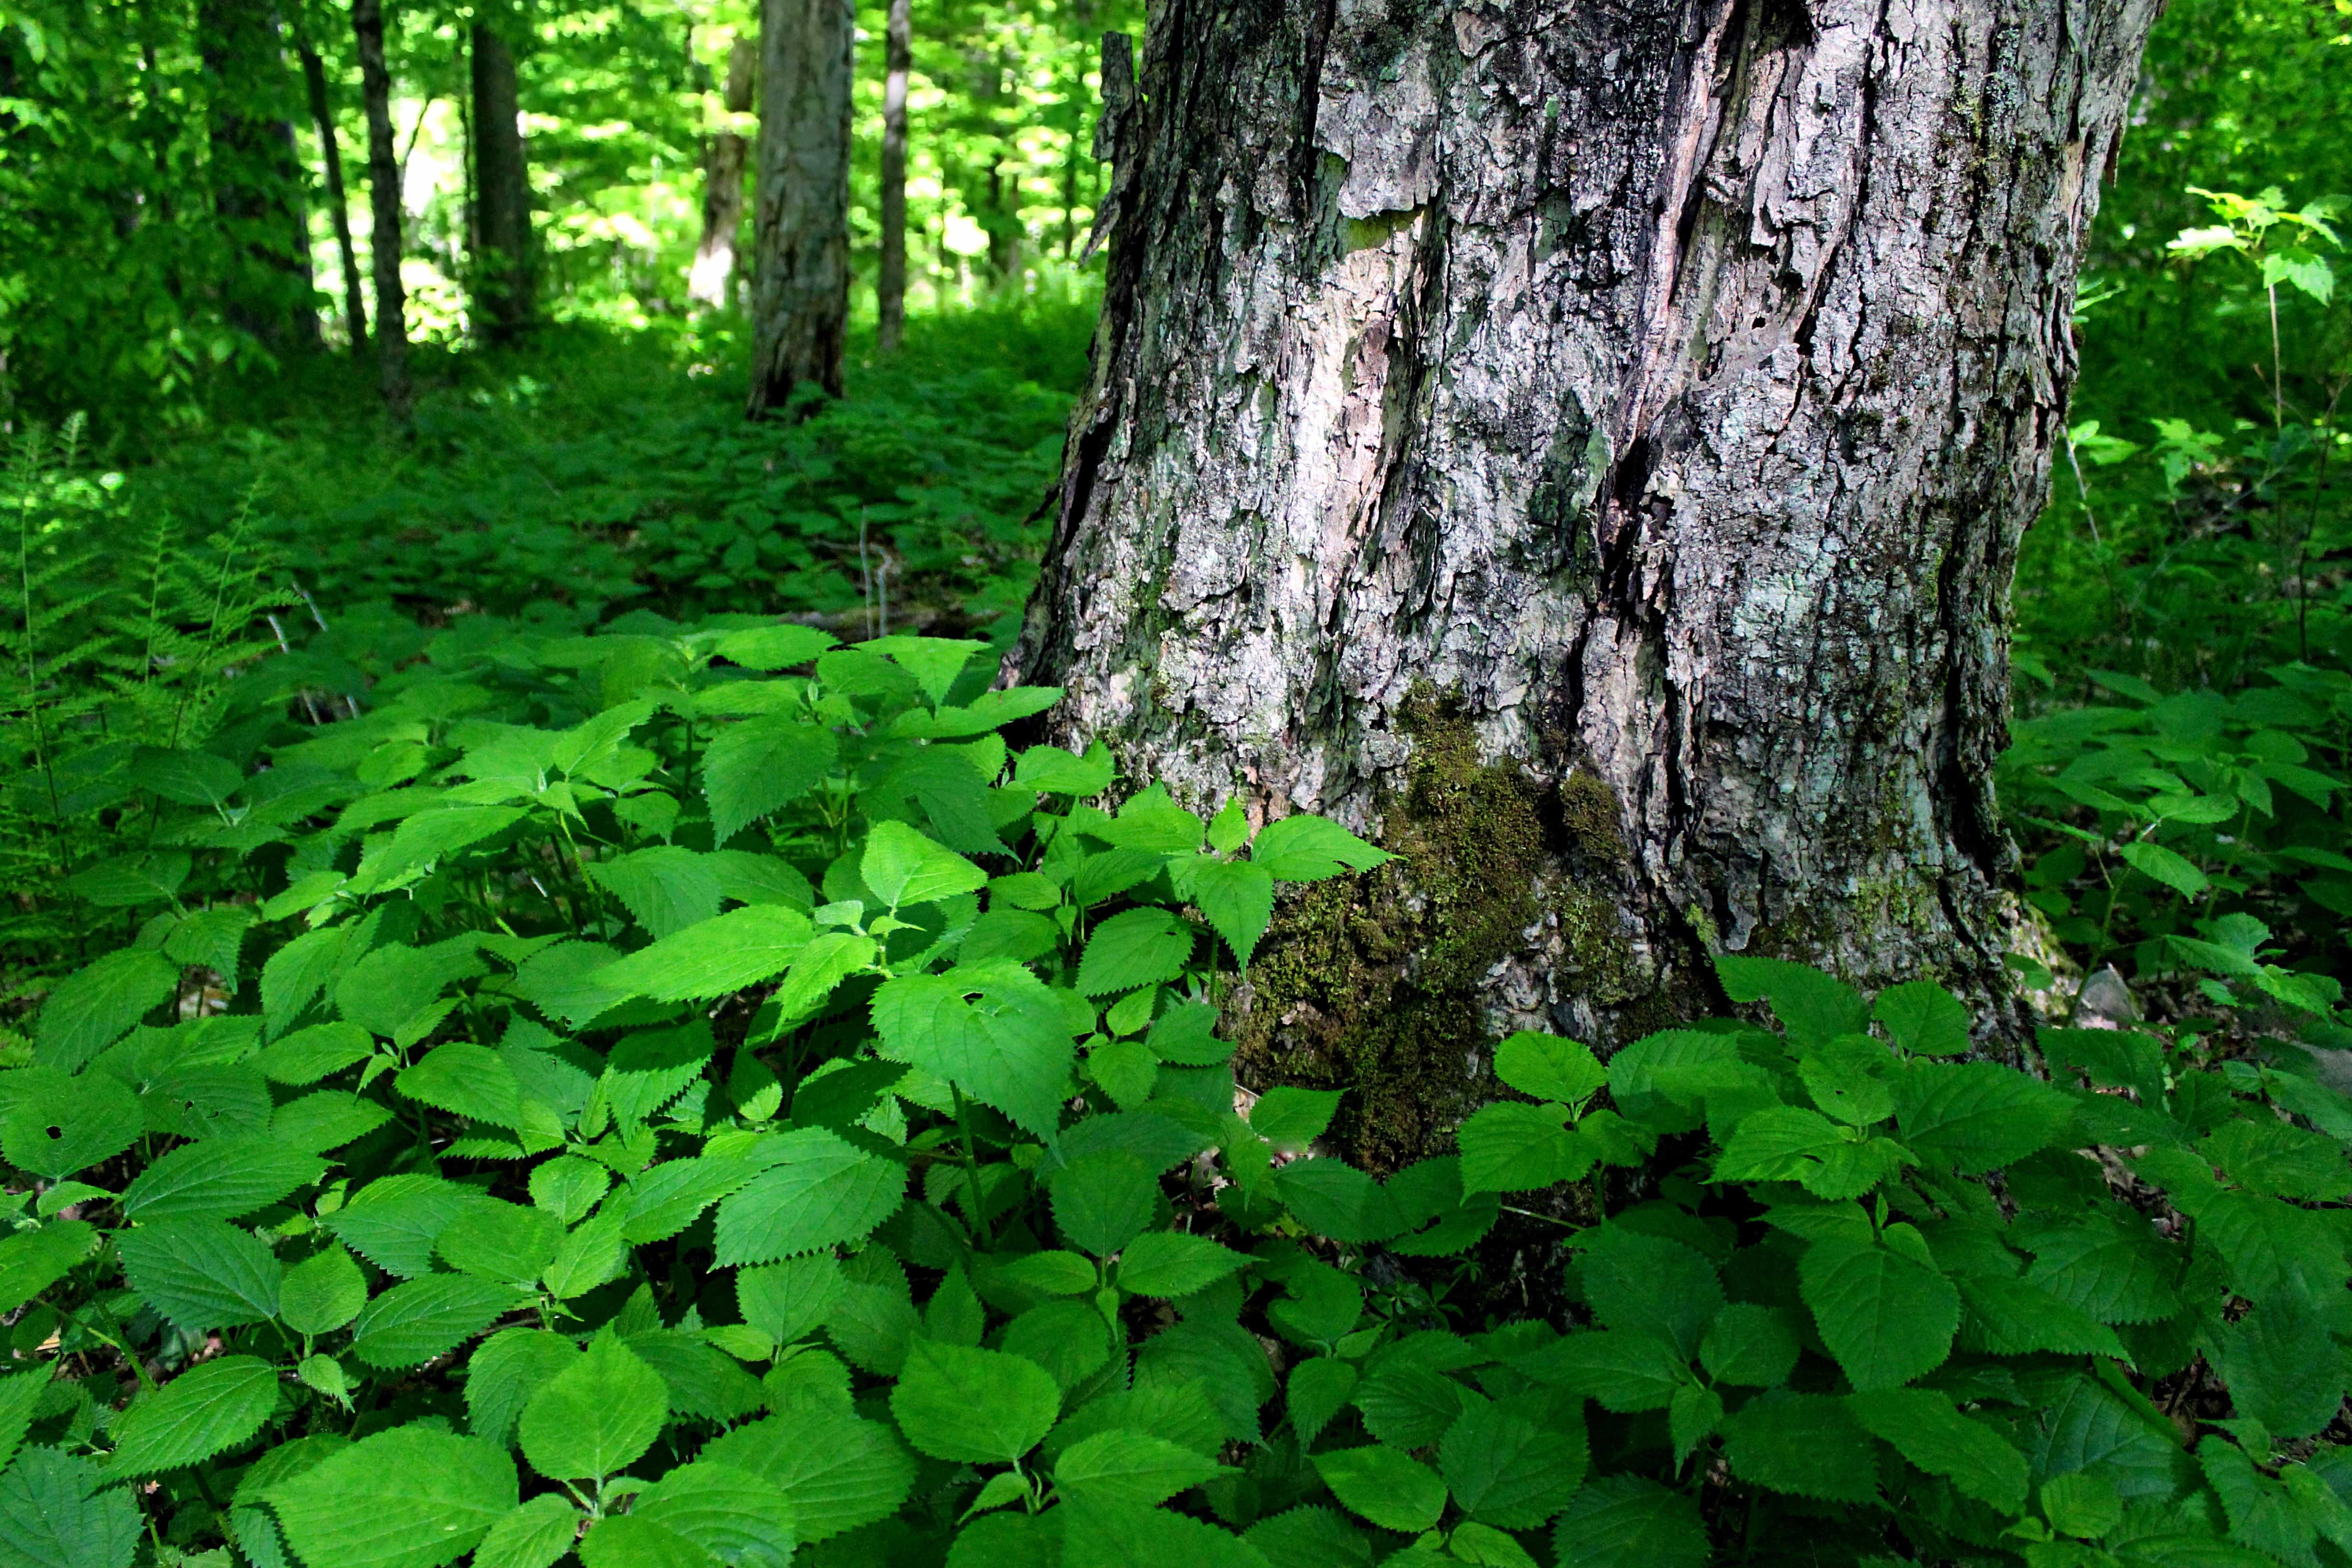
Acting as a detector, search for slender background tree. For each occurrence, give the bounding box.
[688,35,757,311]
[877,0,913,353]
[352,0,410,420]
[468,10,532,343]
[747,0,854,415]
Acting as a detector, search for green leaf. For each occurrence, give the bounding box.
[267,1427,518,1568]
[1240,1506,1368,1568]
[1115,1232,1251,1298]
[704,719,839,846]
[1873,979,1974,1056]
[712,1127,909,1264]
[1713,1105,1913,1198]
[466,1329,581,1449]
[891,1340,1062,1463]
[0,1066,140,1179]
[630,1460,795,1568]
[770,931,876,1022]
[576,1513,707,1568]
[2208,1295,2347,1438]
[1714,956,1868,1046]
[1698,1303,1799,1387]
[65,852,190,908]
[261,924,348,1038]
[397,1042,525,1129]
[1582,1227,1723,1358]
[1310,1445,1447,1534]
[1055,1429,1223,1509]
[1892,1062,2075,1174]
[437,1201,566,1284]
[0,1370,50,1478]
[595,905,814,1002]
[1353,1361,1475,1449]
[1250,817,1392,882]
[1077,907,1195,996]
[279,1243,368,1335]
[325,1174,489,1278]
[2016,1213,2181,1323]
[699,1412,917,1543]
[1192,859,1276,967]
[1051,1150,1157,1257]
[116,1217,280,1329]
[713,624,837,671]
[120,1137,324,1222]
[251,1020,375,1085]
[1059,1501,1267,1568]
[1286,1357,1358,1448]
[350,1275,528,1369]
[472,1494,583,1568]
[0,1223,95,1317]
[1551,1477,1710,1568]
[1457,1101,1588,1194]
[871,963,1080,1138]
[34,949,177,1073]
[866,635,986,704]
[862,819,988,908]
[1848,1387,2029,1511]
[1439,1400,1589,1529]
[1249,1087,1341,1148]
[588,847,724,940]
[0,1448,139,1568]
[1955,1275,2131,1360]
[1493,1032,1605,1104]
[1516,1329,1684,1412]
[2121,840,2209,896]
[1798,1236,1958,1390]
[518,1335,670,1480]
[1016,742,1116,797]
[102,1355,277,1477]
[532,1157,613,1226]
[1272,1158,1404,1242]
[1721,1390,1879,1502]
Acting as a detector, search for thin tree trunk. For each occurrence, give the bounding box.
[688,37,757,311]
[984,161,1019,287]
[299,44,368,352]
[747,0,853,416]
[877,0,912,352]
[1012,2,2160,1163]
[200,0,318,351]
[352,0,409,421]
[469,21,531,344]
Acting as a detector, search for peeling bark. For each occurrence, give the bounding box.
[1014,0,2161,1053]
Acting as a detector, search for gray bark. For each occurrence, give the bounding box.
[469,21,532,344]
[747,0,853,415]
[352,0,409,421]
[877,0,913,352]
[1013,0,2161,1071]
[200,0,318,351]
[299,44,368,352]
[689,38,758,311]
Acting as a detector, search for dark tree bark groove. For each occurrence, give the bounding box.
[352,0,409,421]
[1012,0,2161,1095]
[469,21,532,343]
[747,0,853,415]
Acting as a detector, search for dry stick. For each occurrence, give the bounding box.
[265,613,327,724]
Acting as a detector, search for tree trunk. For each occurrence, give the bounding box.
[877,0,913,352]
[469,21,532,344]
[747,0,853,416]
[352,0,409,421]
[1010,1,2160,1164]
[300,44,369,352]
[688,37,758,311]
[200,0,318,351]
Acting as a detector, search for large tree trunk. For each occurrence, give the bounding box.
[747,0,853,416]
[877,0,913,352]
[688,37,758,311]
[469,21,532,344]
[299,44,369,352]
[1012,1,2159,1165]
[352,0,409,421]
[200,0,318,352]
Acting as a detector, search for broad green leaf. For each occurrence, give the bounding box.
[530,1157,611,1226]
[1892,1061,2074,1174]
[1956,1275,2131,1359]
[2120,840,2209,896]
[892,1340,1061,1463]
[1698,1303,1799,1387]
[1191,859,1275,967]
[34,949,177,1073]
[1241,1506,1368,1568]
[589,846,725,940]
[324,1174,490,1278]
[866,635,985,704]
[768,930,875,1022]
[64,852,190,908]
[871,963,1079,1138]
[0,1370,50,1477]
[699,1411,917,1543]
[103,1355,277,1477]
[1457,1101,1588,1194]
[713,624,837,671]
[518,1335,669,1480]
[397,1042,525,1129]
[862,819,987,908]
[437,1201,566,1284]
[1077,907,1195,996]
[2207,1295,2347,1437]
[601,1020,716,1127]
[278,1243,368,1335]
[1286,1357,1358,1448]
[1248,1087,1341,1148]
[2016,1213,2182,1323]
[1051,1150,1157,1257]
[1438,1399,1588,1529]
[704,719,839,846]
[737,1254,847,1345]
[116,1217,280,1329]
[1310,1445,1446,1534]
[267,1427,518,1568]
[1583,1227,1723,1358]
[272,1088,394,1152]
[0,1448,139,1568]
[251,1019,376,1085]
[1055,1429,1222,1509]
[1714,1105,1913,1198]
[1713,956,1868,1046]
[472,1494,583,1568]
[1058,1500,1268,1568]
[350,1275,527,1369]
[1493,1032,1605,1104]
[1116,1232,1251,1297]
[1514,1328,1684,1412]
[1848,1386,2029,1511]
[120,1137,324,1222]
[1873,980,1973,1056]
[1721,1390,1879,1502]
[595,905,814,1002]
[1551,1477,1710,1568]
[631,1461,795,1568]
[1251,817,1391,882]
[0,1066,140,1179]
[1016,742,1116,797]
[712,1127,909,1264]
[1798,1237,1958,1390]
[0,1223,95,1317]
[467,1329,582,1449]
[1272,1158,1404,1242]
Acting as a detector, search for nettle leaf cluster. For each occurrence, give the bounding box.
[6,621,2352,1568]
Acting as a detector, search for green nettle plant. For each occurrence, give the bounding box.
[6,622,2352,1568]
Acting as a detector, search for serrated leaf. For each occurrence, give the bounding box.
[631,1460,795,1568]
[1893,1061,2075,1175]
[862,819,987,908]
[1714,956,1868,1046]
[34,949,177,1073]
[1515,1328,1684,1412]
[1056,1429,1223,1509]
[0,1370,49,1478]
[1192,859,1275,968]
[1582,1226,1723,1358]
[1721,1390,1879,1501]
[325,1174,489,1278]
[279,1242,368,1335]
[1699,1303,1800,1387]
[1848,1386,2029,1511]
[595,905,814,1003]
[472,1494,583,1568]
[1494,1032,1605,1104]
[0,1066,141,1180]
[1077,907,1195,996]
[2121,840,2209,896]
[1286,1357,1357,1448]
[120,1137,323,1222]
[704,719,838,846]
[116,1217,280,1329]
[0,1448,139,1568]
[397,1042,525,1129]
[1714,1105,1913,1198]
[103,1355,277,1477]
[437,1201,566,1284]
[1874,980,1973,1056]
[1311,1445,1446,1534]
[589,846,725,939]
[1250,817,1391,882]
[519,1335,669,1480]
[1439,1399,1588,1529]
[350,1274,527,1369]
[713,624,836,671]
[1551,1476,1709,1568]
[1272,1158,1404,1242]
[1051,1150,1156,1257]
[713,1127,908,1264]
[467,1329,581,1448]
[1458,1101,1589,1194]
[891,1340,1061,1463]
[1956,1275,2131,1359]
[1798,1237,1958,1390]
[0,1223,95,1318]
[2017,1213,2181,1323]
[267,1427,518,1568]
[251,1020,375,1085]
[871,963,1078,1138]
[700,1411,916,1543]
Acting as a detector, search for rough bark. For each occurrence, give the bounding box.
[877,0,913,352]
[200,0,318,350]
[300,44,369,352]
[469,21,532,344]
[747,0,853,415]
[352,0,409,421]
[689,38,758,311]
[1012,0,2160,1149]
